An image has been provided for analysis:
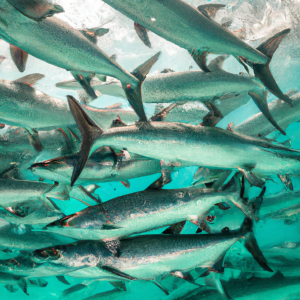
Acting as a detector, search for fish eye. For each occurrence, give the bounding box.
[206,215,215,223]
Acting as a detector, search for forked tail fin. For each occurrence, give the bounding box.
[252,29,293,106]
[67,95,103,186]
[241,217,273,272]
[122,52,161,122]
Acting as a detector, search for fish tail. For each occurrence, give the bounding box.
[67,95,104,186]
[251,29,293,106]
[241,217,273,272]
[122,52,161,122]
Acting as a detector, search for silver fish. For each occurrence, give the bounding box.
[34,218,271,290]
[0,74,138,130]
[102,0,292,105]
[65,96,300,187]
[44,177,245,240]
[0,1,160,120]
[30,147,163,187]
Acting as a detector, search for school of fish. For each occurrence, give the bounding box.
[0,0,299,299]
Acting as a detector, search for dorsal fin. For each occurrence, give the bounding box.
[80,27,109,44]
[131,52,161,81]
[106,103,123,110]
[146,175,164,190]
[10,44,28,73]
[13,73,45,86]
[134,22,151,48]
[197,4,226,19]
[208,55,228,72]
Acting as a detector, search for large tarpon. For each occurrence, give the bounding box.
[0,1,160,121]
[44,177,247,240]
[34,217,272,294]
[64,96,300,186]
[101,0,292,105]
[0,74,138,130]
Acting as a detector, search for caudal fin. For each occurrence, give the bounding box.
[252,29,293,106]
[122,52,161,122]
[67,95,103,186]
[241,217,273,272]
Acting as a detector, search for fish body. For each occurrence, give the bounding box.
[31,147,162,186]
[0,77,138,130]
[0,222,77,251]
[0,178,69,206]
[0,198,64,226]
[0,78,73,129]
[0,0,149,120]
[235,91,300,137]
[103,0,268,64]
[46,184,240,240]
[56,78,127,100]
[93,122,300,176]
[142,71,264,104]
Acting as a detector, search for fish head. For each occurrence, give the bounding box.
[201,204,245,234]
[30,156,75,184]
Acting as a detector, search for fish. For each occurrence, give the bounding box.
[102,1,292,105]
[199,187,300,234]
[225,241,300,275]
[167,272,300,300]
[0,178,70,206]
[0,198,65,226]
[0,219,77,251]
[56,77,127,103]
[64,96,300,187]
[0,1,161,120]
[34,217,272,294]
[44,176,248,240]
[0,74,138,130]
[142,67,286,134]
[30,147,164,186]
[234,90,300,137]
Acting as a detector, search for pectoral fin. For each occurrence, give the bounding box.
[7,0,64,21]
[238,167,265,188]
[207,55,228,72]
[134,22,151,48]
[277,174,293,191]
[162,221,186,234]
[80,27,109,44]
[17,278,28,295]
[10,44,28,73]
[248,91,286,135]
[170,271,202,287]
[191,49,211,72]
[197,4,226,19]
[56,276,70,285]
[101,266,136,281]
[109,281,126,291]
[14,73,45,86]
[71,71,98,101]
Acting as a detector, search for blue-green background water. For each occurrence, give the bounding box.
[1,0,300,299]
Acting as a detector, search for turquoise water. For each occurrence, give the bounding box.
[1,0,300,299]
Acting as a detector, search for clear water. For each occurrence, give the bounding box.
[1,0,300,299]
